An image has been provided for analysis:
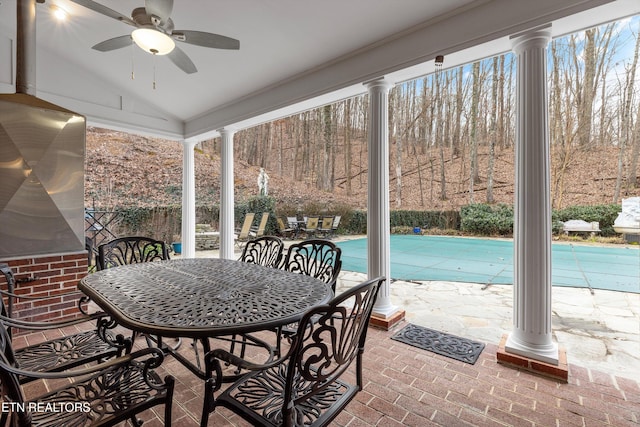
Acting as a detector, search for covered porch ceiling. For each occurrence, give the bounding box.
[0,0,638,142]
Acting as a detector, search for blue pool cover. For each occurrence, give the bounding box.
[336,235,640,294]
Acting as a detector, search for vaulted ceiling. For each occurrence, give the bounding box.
[0,0,638,141]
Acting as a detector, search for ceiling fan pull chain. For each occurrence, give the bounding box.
[131,39,135,80]
[153,54,157,90]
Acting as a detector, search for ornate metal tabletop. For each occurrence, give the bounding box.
[79,258,332,338]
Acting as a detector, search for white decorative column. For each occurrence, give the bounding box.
[219,128,236,260]
[181,139,197,259]
[505,26,559,365]
[364,78,403,326]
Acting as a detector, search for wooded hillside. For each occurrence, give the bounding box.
[86,17,640,213]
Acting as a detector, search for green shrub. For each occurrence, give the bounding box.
[552,204,621,237]
[460,203,514,236]
[390,210,459,230]
[344,210,367,234]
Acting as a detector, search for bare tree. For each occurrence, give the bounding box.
[614,22,639,201]
[625,23,640,190]
[434,69,447,200]
[469,61,481,202]
[487,57,499,203]
[344,98,353,195]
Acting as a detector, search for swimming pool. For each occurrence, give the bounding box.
[336,235,640,293]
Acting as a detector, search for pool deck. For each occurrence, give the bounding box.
[339,271,640,382]
[181,236,640,382]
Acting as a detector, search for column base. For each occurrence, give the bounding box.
[497,334,568,382]
[505,332,559,365]
[370,310,405,331]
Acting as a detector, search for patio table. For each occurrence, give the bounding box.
[79,257,332,426]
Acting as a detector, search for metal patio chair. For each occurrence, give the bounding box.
[317,216,334,238]
[239,236,285,268]
[213,235,285,371]
[282,239,342,292]
[276,217,296,239]
[97,236,170,270]
[329,215,341,238]
[209,276,385,427]
[0,263,130,384]
[276,239,343,347]
[96,237,178,350]
[0,321,174,427]
[302,216,319,239]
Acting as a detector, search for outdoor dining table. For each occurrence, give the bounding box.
[79,257,333,426]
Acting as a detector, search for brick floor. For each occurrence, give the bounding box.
[14,322,640,426]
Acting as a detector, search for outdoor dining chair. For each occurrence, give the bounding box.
[216,235,287,375]
[0,263,130,384]
[303,216,319,238]
[282,239,342,291]
[317,216,334,238]
[96,236,170,270]
[276,239,343,347]
[0,321,175,427]
[329,215,341,238]
[276,217,296,239]
[239,236,285,268]
[96,236,178,350]
[209,276,385,427]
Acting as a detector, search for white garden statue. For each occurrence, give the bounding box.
[257,168,270,196]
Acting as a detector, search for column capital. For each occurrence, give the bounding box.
[218,127,237,136]
[181,139,198,148]
[510,24,552,53]
[364,77,394,92]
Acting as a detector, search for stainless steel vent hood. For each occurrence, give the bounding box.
[0,0,86,258]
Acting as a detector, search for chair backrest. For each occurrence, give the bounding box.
[239,236,284,268]
[0,263,15,319]
[319,216,333,230]
[331,215,341,230]
[97,236,170,270]
[286,217,298,228]
[305,216,319,231]
[253,212,269,237]
[237,213,256,240]
[282,276,385,425]
[276,217,287,232]
[283,239,342,290]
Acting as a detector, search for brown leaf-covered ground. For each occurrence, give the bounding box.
[86,128,640,212]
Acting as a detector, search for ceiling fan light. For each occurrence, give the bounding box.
[131,28,175,55]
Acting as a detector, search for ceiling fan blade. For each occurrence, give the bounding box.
[92,35,132,52]
[172,30,240,50]
[167,46,197,74]
[145,0,174,26]
[68,0,137,26]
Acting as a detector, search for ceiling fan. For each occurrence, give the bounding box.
[69,0,239,74]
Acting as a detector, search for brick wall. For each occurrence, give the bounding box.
[1,251,89,329]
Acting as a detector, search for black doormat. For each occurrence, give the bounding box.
[391,323,485,364]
